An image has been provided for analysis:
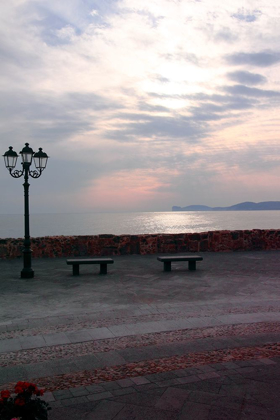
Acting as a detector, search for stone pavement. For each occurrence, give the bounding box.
[1,251,280,419]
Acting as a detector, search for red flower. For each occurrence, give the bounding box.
[15,397,25,406]
[22,382,30,390]
[14,385,24,394]
[36,389,44,396]
[0,390,10,399]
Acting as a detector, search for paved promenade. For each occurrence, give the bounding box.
[1,251,280,419]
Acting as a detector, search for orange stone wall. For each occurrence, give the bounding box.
[1,230,280,259]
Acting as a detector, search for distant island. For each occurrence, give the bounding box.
[172,201,280,211]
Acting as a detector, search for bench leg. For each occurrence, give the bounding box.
[100,263,107,275]
[188,261,196,271]
[73,265,79,276]
[163,261,172,272]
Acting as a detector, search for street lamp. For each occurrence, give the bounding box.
[3,143,49,278]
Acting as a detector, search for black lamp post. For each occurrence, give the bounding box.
[3,143,49,278]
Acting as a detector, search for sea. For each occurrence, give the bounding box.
[1,211,280,239]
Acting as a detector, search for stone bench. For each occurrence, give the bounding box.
[157,255,203,272]
[66,258,114,275]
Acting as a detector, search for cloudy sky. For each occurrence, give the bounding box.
[1,0,280,214]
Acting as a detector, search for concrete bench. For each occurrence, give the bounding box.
[66,258,114,275]
[157,255,203,272]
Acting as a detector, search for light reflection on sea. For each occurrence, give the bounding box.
[1,211,280,239]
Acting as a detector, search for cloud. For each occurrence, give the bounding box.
[227,70,267,85]
[1,0,280,214]
[223,84,280,98]
[226,51,280,67]
[231,8,261,23]
[103,113,208,142]
[0,89,123,146]
[213,27,238,43]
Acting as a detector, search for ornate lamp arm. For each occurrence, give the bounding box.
[29,168,44,179]
[8,167,24,178]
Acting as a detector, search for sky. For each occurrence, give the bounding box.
[1,0,280,214]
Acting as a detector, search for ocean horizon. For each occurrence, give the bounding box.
[1,210,280,239]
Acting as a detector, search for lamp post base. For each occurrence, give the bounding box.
[21,268,34,278]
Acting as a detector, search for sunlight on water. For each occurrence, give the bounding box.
[1,211,280,238]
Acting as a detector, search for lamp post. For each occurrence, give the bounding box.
[3,143,49,278]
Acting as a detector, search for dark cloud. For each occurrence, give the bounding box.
[226,51,280,67]
[103,113,207,141]
[227,70,267,85]
[0,90,122,145]
[231,9,261,23]
[223,84,280,98]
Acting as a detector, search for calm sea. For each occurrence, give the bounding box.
[1,211,280,239]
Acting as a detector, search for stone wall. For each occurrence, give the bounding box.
[1,230,280,259]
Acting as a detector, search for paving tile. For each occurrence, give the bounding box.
[133,383,161,392]
[197,365,217,373]
[112,390,162,407]
[208,405,241,420]
[87,391,113,401]
[66,330,93,343]
[258,358,277,365]
[219,362,240,370]
[42,391,55,403]
[87,327,114,340]
[107,325,131,337]
[179,401,211,420]
[24,363,58,380]
[119,346,159,363]
[213,394,247,410]
[0,365,28,385]
[188,317,223,328]
[43,332,71,346]
[49,401,63,409]
[117,378,135,388]
[19,335,46,349]
[180,380,222,394]
[124,321,160,334]
[113,404,178,420]
[198,372,221,380]
[240,404,279,420]
[53,389,73,400]
[176,375,201,385]
[155,387,190,411]
[85,400,124,420]
[234,360,260,368]
[130,376,151,385]
[94,350,126,367]
[172,368,195,378]
[85,384,105,394]
[0,338,21,353]
[69,386,90,397]
[61,396,89,406]
[188,390,219,405]
[102,381,121,391]
[73,354,103,370]
[112,387,137,396]
[155,378,181,387]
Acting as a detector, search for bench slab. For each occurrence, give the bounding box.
[67,258,114,275]
[157,255,203,272]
